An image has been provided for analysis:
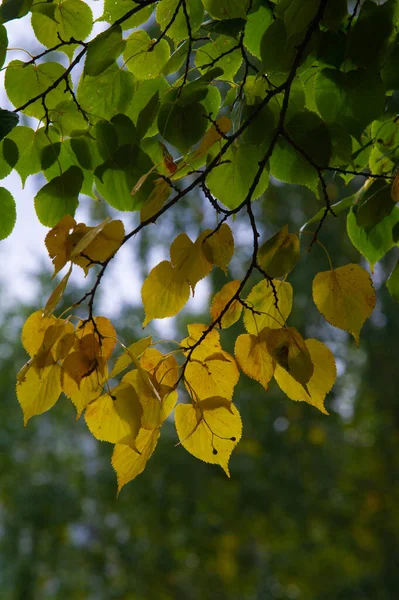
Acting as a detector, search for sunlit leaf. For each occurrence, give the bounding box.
[175,397,242,476]
[313,264,376,345]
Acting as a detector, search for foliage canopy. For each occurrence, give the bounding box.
[1,0,398,490]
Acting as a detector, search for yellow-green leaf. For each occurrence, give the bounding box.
[175,397,242,476]
[263,327,314,388]
[258,224,300,278]
[202,223,234,274]
[210,280,242,328]
[243,279,293,333]
[142,260,191,326]
[274,339,336,414]
[312,264,376,344]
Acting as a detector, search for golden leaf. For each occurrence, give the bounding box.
[112,428,161,493]
[274,339,336,414]
[110,336,153,378]
[184,348,239,401]
[210,280,243,328]
[122,369,177,429]
[45,215,76,279]
[234,332,275,390]
[84,382,143,447]
[312,264,376,345]
[17,363,62,425]
[72,220,125,274]
[175,397,242,476]
[243,279,293,334]
[21,310,60,357]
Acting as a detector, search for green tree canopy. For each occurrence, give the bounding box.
[1,0,399,487]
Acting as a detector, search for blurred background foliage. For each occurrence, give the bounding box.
[1,178,399,600]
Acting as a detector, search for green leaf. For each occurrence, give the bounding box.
[347,206,399,269]
[347,0,394,68]
[0,23,7,68]
[386,259,399,302]
[382,35,399,91]
[49,101,88,137]
[125,77,169,138]
[136,92,160,139]
[162,41,189,76]
[34,166,84,226]
[0,110,18,141]
[0,0,32,22]
[301,194,355,232]
[260,19,296,76]
[206,144,269,209]
[5,126,41,186]
[84,25,125,77]
[355,180,395,230]
[269,137,318,191]
[0,187,16,240]
[322,0,347,31]
[77,63,134,121]
[0,138,19,180]
[285,110,332,168]
[5,60,68,119]
[201,0,250,19]
[195,35,242,81]
[101,0,153,30]
[31,0,93,59]
[156,0,204,43]
[94,145,154,211]
[278,0,319,37]
[158,101,207,154]
[315,68,385,138]
[123,30,170,80]
[243,5,273,59]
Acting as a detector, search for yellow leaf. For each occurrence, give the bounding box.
[175,397,242,476]
[185,348,239,401]
[112,428,161,493]
[263,327,314,388]
[258,224,300,278]
[170,232,212,291]
[243,279,293,333]
[70,216,112,258]
[193,116,231,159]
[45,215,76,279]
[110,336,153,378]
[72,220,125,274]
[21,310,60,357]
[140,348,179,390]
[84,382,143,446]
[202,223,234,274]
[312,264,376,344]
[122,369,177,429]
[43,264,73,317]
[34,321,74,369]
[17,363,62,425]
[180,323,222,360]
[210,280,243,328]
[274,339,336,414]
[234,333,275,390]
[62,367,108,417]
[76,316,116,360]
[140,178,171,222]
[141,260,191,326]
